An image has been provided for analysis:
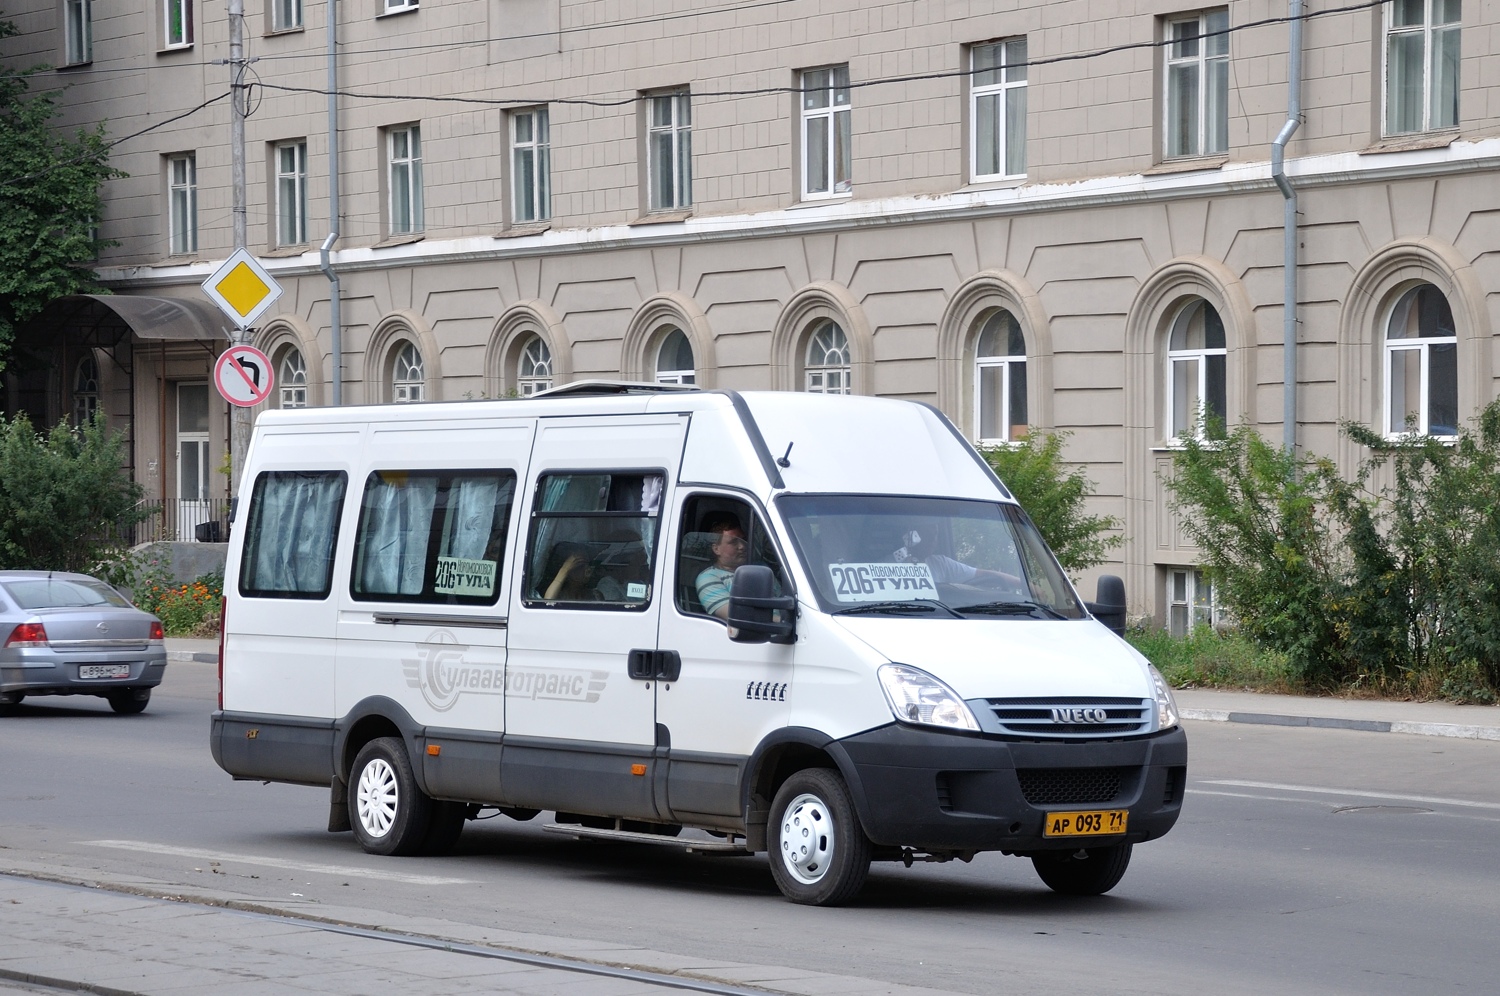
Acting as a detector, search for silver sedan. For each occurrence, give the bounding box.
[0,571,168,715]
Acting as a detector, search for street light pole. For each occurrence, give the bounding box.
[227,0,252,498]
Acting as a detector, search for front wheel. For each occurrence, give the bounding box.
[349,737,433,856]
[107,688,150,715]
[1031,843,1132,895]
[768,768,871,906]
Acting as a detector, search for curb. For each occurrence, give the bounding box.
[1180,707,1500,742]
[166,651,218,664]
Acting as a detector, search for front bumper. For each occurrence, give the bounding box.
[829,723,1187,853]
[1,648,168,696]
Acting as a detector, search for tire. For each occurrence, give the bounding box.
[107,688,150,715]
[349,737,433,856]
[1031,843,1133,896]
[768,768,871,906]
[0,692,21,714]
[419,801,468,856]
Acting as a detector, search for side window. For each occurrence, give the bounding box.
[675,495,785,621]
[239,471,348,599]
[523,472,664,608]
[351,470,516,605]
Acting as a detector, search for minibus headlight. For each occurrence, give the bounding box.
[877,664,980,732]
[1150,665,1180,730]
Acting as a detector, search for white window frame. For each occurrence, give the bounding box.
[163,0,193,48]
[73,354,100,426]
[647,91,692,212]
[1163,9,1229,159]
[804,321,851,395]
[275,140,308,247]
[1165,299,1227,441]
[970,39,1028,181]
[167,154,197,256]
[517,335,553,396]
[1167,567,1220,636]
[382,0,418,14]
[511,108,551,224]
[801,66,852,199]
[64,0,92,65]
[973,310,1028,445]
[278,348,308,409]
[653,328,696,385]
[1383,0,1461,136]
[387,125,423,235]
[272,0,303,32]
[391,342,424,403]
[1382,285,1459,438]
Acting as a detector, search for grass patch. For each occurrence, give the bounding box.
[1127,627,1298,693]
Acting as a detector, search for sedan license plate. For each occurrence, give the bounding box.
[1044,809,1128,838]
[79,664,131,679]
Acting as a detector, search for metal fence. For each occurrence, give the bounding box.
[121,498,233,546]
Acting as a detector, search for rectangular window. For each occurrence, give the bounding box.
[971,39,1027,180]
[239,471,348,599]
[383,0,418,12]
[523,472,664,608]
[511,108,551,223]
[801,66,852,197]
[64,0,92,65]
[647,92,692,211]
[1167,568,1218,636]
[275,141,308,247]
[387,125,423,235]
[1164,9,1228,158]
[167,154,197,255]
[272,0,303,31]
[1385,0,1461,135]
[352,470,517,605]
[164,0,193,47]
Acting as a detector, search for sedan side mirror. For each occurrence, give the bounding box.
[1085,574,1127,637]
[726,565,797,645]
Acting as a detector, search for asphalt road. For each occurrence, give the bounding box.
[3,663,1498,995]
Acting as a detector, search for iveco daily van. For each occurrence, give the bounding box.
[212,384,1185,905]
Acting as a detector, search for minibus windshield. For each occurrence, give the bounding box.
[778,494,1085,619]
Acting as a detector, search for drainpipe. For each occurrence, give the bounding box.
[1271,0,1304,452]
[319,0,343,406]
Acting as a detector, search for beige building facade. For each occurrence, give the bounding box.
[3,0,1498,623]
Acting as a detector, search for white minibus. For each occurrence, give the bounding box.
[212,384,1185,905]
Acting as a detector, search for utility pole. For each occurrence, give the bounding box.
[227,0,251,497]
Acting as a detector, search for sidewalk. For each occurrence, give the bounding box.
[170,640,1500,742]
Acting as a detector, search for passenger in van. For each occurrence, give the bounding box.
[695,516,747,619]
[893,529,1022,589]
[544,533,650,603]
[543,542,595,601]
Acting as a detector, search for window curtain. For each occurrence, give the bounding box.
[357,476,437,595]
[247,473,345,594]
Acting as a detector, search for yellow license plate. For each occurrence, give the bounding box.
[1043,809,1128,838]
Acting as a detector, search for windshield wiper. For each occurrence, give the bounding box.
[961,600,1068,620]
[833,599,964,618]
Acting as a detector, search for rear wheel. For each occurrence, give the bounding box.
[349,737,432,856]
[419,801,468,856]
[1031,843,1132,895]
[768,768,871,906]
[0,692,22,713]
[107,688,150,715]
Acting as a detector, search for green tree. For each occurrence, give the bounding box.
[981,431,1123,574]
[0,16,119,372]
[0,412,147,571]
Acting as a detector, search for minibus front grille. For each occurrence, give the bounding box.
[1016,766,1126,806]
[979,698,1152,738]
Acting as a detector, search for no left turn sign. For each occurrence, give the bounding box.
[214,344,276,407]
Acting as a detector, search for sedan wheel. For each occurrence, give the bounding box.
[349,737,433,856]
[107,688,150,715]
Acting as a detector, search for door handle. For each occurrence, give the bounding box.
[627,649,682,682]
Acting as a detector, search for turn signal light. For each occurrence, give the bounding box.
[4,622,49,648]
[148,621,165,644]
[630,763,647,776]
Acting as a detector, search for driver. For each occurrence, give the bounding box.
[893,529,1022,588]
[695,515,748,619]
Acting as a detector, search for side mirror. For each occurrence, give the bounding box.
[726,565,797,645]
[1085,574,1127,637]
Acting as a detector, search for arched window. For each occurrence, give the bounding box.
[73,354,99,427]
[278,347,308,409]
[1167,299,1226,439]
[391,341,425,403]
[1385,283,1458,437]
[804,320,851,394]
[654,328,696,385]
[518,335,553,396]
[974,309,1027,443]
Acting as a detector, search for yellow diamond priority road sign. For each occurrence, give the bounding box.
[201,248,283,329]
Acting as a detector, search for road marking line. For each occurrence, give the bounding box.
[82,840,473,886]
[1200,780,1500,811]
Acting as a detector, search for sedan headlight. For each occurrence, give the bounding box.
[1150,665,1180,730]
[877,664,979,732]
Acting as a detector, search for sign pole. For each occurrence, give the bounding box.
[228,0,251,499]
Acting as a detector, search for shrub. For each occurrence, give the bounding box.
[137,570,223,637]
[1127,626,1296,692]
[981,431,1122,574]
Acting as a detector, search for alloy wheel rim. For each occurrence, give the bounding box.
[779,792,835,885]
[356,757,399,838]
